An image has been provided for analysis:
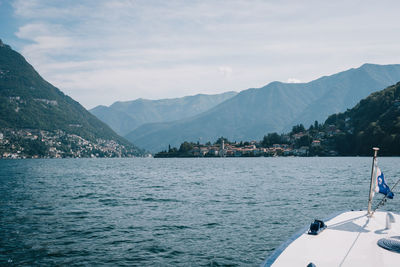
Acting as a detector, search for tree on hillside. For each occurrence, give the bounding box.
[314,120,321,130]
[291,124,305,135]
[308,120,322,132]
[295,135,312,148]
[261,133,284,147]
[179,141,194,153]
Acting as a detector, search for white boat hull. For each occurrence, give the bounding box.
[263,210,400,266]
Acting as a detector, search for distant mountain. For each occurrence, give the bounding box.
[0,39,142,156]
[325,81,400,156]
[124,64,400,152]
[90,91,237,135]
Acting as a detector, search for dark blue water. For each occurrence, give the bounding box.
[1,158,399,266]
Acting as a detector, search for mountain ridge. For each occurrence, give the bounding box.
[124,63,400,152]
[90,91,237,135]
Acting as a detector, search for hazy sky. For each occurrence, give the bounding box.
[1,0,400,108]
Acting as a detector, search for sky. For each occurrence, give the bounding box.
[1,0,400,109]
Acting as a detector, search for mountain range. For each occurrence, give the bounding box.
[0,39,142,156]
[90,91,237,136]
[3,36,400,156]
[121,63,400,152]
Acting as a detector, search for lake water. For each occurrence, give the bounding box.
[1,157,399,266]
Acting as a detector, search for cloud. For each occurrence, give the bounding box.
[287,78,302,83]
[8,0,400,108]
[218,66,233,77]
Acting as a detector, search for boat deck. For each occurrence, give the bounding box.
[264,210,400,266]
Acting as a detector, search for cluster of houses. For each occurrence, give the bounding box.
[0,128,134,159]
[188,141,312,157]
[158,123,344,157]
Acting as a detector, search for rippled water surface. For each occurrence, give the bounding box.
[1,157,399,266]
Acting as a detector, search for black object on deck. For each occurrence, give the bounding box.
[308,219,327,235]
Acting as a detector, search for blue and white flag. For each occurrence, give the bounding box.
[375,167,394,199]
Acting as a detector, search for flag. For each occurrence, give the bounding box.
[375,167,394,199]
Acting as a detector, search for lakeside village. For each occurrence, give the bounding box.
[155,122,342,158]
[0,128,137,159]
